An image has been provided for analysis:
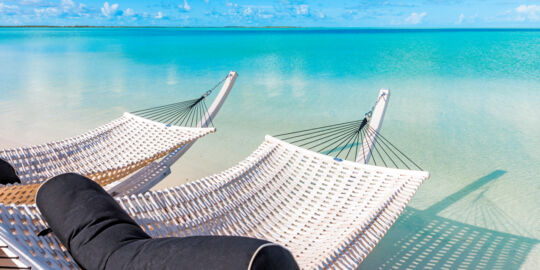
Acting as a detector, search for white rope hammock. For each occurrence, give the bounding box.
[0,113,214,185]
[0,136,429,269]
[0,71,238,204]
[0,114,214,204]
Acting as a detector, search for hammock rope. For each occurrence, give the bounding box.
[0,135,430,270]
[131,76,226,128]
[0,76,230,204]
[275,113,423,170]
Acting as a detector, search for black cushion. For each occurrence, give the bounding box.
[0,158,20,185]
[36,173,298,270]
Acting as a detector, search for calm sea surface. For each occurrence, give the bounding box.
[0,28,539,269]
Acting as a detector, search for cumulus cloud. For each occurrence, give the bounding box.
[33,0,88,18]
[17,0,43,5]
[178,0,191,12]
[207,3,279,24]
[62,0,75,8]
[514,4,540,21]
[124,8,135,17]
[155,11,163,19]
[101,2,122,17]
[258,12,274,19]
[456,13,465,24]
[243,7,253,16]
[295,4,309,15]
[274,2,326,20]
[0,3,19,15]
[121,8,148,21]
[404,11,426,24]
[34,7,59,16]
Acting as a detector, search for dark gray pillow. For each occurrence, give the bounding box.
[0,158,20,185]
[36,173,298,270]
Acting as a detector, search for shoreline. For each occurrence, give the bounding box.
[0,25,300,28]
[0,26,539,30]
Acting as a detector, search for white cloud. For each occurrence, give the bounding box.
[155,11,163,19]
[61,0,75,8]
[33,0,88,18]
[295,4,309,15]
[17,0,42,5]
[259,13,273,19]
[124,8,135,17]
[60,0,79,13]
[243,7,253,16]
[179,0,191,12]
[404,12,427,24]
[0,3,19,14]
[456,13,465,24]
[34,7,59,16]
[514,4,540,21]
[101,2,121,17]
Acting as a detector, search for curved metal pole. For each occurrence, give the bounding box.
[107,71,238,196]
[162,71,237,167]
[356,89,390,164]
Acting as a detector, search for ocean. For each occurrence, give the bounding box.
[0,28,538,269]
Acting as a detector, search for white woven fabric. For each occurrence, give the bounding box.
[0,136,428,269]
[0,113,214,185]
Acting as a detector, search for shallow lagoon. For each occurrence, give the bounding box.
[0,28,538,269]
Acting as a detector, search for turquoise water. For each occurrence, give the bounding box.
[0,28,539,269]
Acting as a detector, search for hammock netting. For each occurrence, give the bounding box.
[0,76,227,204]
[0,87,430,269]
[0,136,429,269]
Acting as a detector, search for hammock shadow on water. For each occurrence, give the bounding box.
[359,170,539,270]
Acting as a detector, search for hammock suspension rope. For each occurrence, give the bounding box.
[275,107,422,170]
[131,76,227,128]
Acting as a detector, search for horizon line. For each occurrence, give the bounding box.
[0,25,539,30]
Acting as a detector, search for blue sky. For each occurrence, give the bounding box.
[0,0,539,27]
